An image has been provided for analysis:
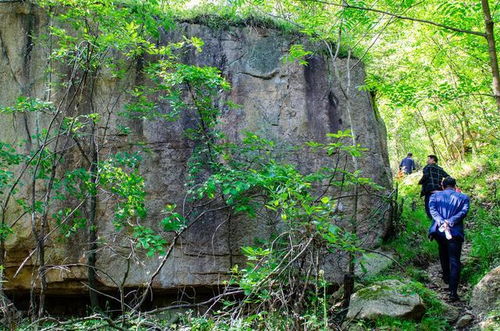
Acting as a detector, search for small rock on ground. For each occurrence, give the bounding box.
[442,303,460,323]
[456,314,474,328]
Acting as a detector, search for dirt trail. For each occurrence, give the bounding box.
[424,242,476,329]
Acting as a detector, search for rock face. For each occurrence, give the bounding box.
[355,250,394,279]
[347,280,425,320]
[471,266,500,322]
[0,2,392,294]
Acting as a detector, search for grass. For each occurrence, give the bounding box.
[172,3,301,34]
[169,2,353,58]
[384,173,438,267]
[446,155,500,285]
[462,206,500,285]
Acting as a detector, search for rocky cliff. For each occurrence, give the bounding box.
[0,1,392,296]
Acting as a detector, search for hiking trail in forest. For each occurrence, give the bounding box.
[424,242,476,330]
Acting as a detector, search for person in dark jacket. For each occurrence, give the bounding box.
[429,177,469,301]
[418,155,449,219]
[399,153,416,175]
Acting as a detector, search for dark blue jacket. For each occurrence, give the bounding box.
[399,157,415,174]
[428,189,470,239]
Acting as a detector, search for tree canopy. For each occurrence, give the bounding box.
[185,0,499,165]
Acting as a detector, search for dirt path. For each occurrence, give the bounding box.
[425,242,476,329]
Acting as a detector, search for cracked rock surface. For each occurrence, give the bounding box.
[0,3,392,293]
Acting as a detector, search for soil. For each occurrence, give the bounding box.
[425,242,477,330]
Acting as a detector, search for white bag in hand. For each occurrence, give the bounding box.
[439,221,452,240]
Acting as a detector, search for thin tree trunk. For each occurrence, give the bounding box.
[38,132,64,318]
[324,25,359,306]
[442,113,465,160]
[37,243,47,317]
[344,50,358,309]
[416,109,438,157]
[481,0,500,110]
[451,113,467,158]
[437,115,459,160]
[436,129,452,161]
[461,110,478,155]
[0,223,16,324]
[0,212,8,311]
[88,122,99,310]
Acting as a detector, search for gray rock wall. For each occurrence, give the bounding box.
[471,266,500,323]
[0,2,392,293]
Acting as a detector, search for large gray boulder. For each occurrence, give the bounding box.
[0,2,392,294]
[347,280,425,320]
[470,266,500,323]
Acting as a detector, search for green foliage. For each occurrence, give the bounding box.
[174,2,299,33]
[188,129,382,326]
[133,226,167,257]
[0,223,14,241]
[0,96,55,114]
[373,315,450,331]
[98,154,147,227]
[0,142,23,197]
[363,2,497,167]
[38,0,175,60]
[463,215,500,285]
[384,180,437,266]
[10,0,234,264]
[52,208,86,238]
[57,151,179,255]
[407,285,450,330]
[219,0,499,168]
[0,5,247,321]
[282,44,313,65]
[161,204,187,232]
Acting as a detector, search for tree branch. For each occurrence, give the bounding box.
[302,0,487,37]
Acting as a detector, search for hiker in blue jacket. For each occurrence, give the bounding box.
[428,176,470,302]
[399,153,416,175]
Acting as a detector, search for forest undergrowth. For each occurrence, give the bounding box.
[11,155,498,331]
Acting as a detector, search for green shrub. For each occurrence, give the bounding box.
[385,206,437,266]
[463,207,500,285]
